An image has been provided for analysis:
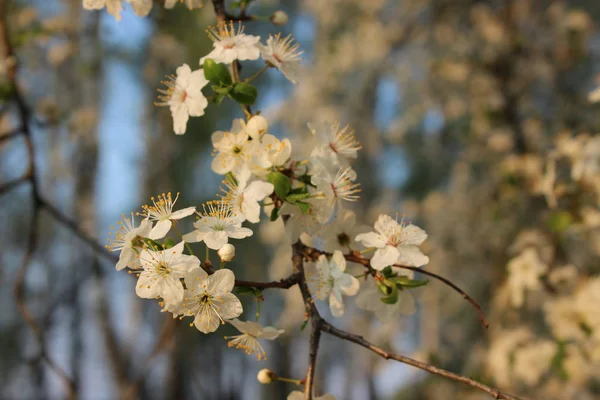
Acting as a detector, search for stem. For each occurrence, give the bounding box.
[172,224,195,256]
[255,298,262,322]
[274,376,304,385]
[244,64,270,83]
[205,245,210,263]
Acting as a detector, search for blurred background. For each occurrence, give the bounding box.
[1,0,600,399]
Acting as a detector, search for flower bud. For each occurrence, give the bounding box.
[218,243,236,262]
[246,115,269,139]
[257,368,274,384]
[270,10,288,26]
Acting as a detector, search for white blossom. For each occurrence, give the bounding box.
[317,209,369,253]
[135,242,201,304]
[308,251,360,317]
[308,121,361,166]
[259,33,303,84]
[182,268,242,333]
[257,369,274,384]
[311,158,360,223]
[155,63,209,135]
[225,319,284,360]
[222,169,274,223]
[506,248,548,307]
[141,192,196,240]
[182,201,252,250]
[355,278,416,323]
[106,213,153,270]
[262,134,292,167]
[200,21,260,65]
[355,214,429,270]
[270,10,288,26]
[246,115,269,139]
[513,340,556,386]
[82,0,152,20]
[211,119,256,175]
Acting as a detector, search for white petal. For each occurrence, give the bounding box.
[116,248,137,271]
[396,245,429,267]
[258,327,283,340]
[194,308,221,333]
[245,181,274,201]
[225,226,253,239]
[156,276,185,304]
[370,246,400,270]
[175,63,192,87]
[136,272,159,299]
[183,267,209,290]
[336,274,360,296]
[203,230,229,250]
[329,288,345,317]
[211,154,235,175]
[149,219,172,240]
[171,105,189,135]
[208,269,236,293]
[186,94,208,117]
[355,231,386,248]
[170,206,196,220]
[241,200,261,223]
[214,292,243,320]
[188,68,209,91]
[331,250,347,272]
[400,224,428,246]
[182,229,204,243]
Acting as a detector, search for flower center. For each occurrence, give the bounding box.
[233,146,242,154]
[154,262,171,277]
[337,232,350,246]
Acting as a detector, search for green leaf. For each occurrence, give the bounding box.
[380,266,393,278]
[203,58,232,85]
[142,238,163,251]
[212,85,232,95]
[380,285,399,304]
[296,201,311,214]
[393,276,429,289]
[235,286,257,296]
[230,82,258,105]
[267,171,292,198]
[270,207,280,222]
[300,319,308,331]
[163,238,176,249]
[285,192,311,203]
[376,281,391,296]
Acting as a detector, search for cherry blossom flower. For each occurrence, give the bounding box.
[311,158,360,223]
[317,209,369,253]
[211,119,253,175]
[135,242,201,304]
[106,213,153,271]
[222,169,274,223]
[82,0,152,21]
[164,0,202,10]
[308,251,360,317]
[225,319,284,360]
[200,21,260,65]
[259,33,303,84]
[141,192,196,240]
[182,201,253,250]
[355,278,416,323]
[246,115,269,139]
[155,63,209,135]
[262,134,292,167]
[506,248,548,307]
[355,214,429,270]
[182,268,242,333]
[309,121,361,166]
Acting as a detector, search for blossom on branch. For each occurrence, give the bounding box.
[141,192,196,240]
[225,319,284,360]
[200,21,260,65]
[182,268,243,333]
[355,214,429,270]
[135,242,201,304]
[155,63,209,135]
[259,33,303,84]
[106,213,153,270]
[308,250,360,317]
[182,201,252,250]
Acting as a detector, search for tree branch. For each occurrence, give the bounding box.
[234,271,301,290]
[321,321,526,400]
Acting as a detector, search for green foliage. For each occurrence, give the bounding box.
[230,82,258,105]
[203,59,232,86]
[267,171,292,198]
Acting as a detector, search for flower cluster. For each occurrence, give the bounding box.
[93,9,431,398]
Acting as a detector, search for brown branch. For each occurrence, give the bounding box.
[321,321,526,400]
[234,271,301,290]
[0,174,29,196]
[0,128,21,143]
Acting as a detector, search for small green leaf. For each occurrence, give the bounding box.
[286,192,311,203]
[203,58,232,85]
[381,266,393,278]
[296,201,311,214]
[267,171,292,198]
[270,207,280,222]
[212,85,232,95]
[548,211,573,234]
[230,82,258,105]
[380,285,399,304]
[376,281,391,296]
[300,319,308,331]
[393,276,429,289]
[163,238,176,249]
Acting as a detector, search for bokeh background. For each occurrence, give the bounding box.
[1,0,600,399]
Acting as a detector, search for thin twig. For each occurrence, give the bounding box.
[0,174,29,196]
[234,271,301,290]
[321,321,526,400]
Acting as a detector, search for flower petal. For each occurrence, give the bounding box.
[208,269,236,293]
[170,206,196,220]
[149,219,172,240]
[203,230,229,250]
[370,245,400,270]
[396,245,429,267]
[355,232,386,248]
